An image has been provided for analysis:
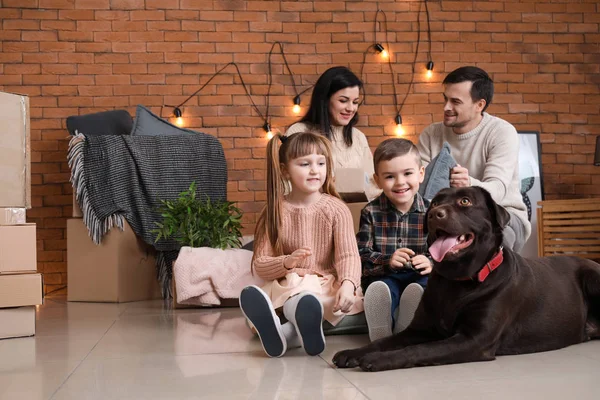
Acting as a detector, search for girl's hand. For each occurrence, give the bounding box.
[333,280,355,314]
[390,248,415,270]
[411,254,432,275]
[284,246,312,269]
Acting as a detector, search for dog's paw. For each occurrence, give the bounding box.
[332,349,362,368]
[359,352,389,372]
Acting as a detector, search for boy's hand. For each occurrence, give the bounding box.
[390,248,415,270]
[284,246,312,269]
[333,280,355,314]
[411,254,432,275]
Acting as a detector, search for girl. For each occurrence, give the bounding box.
[239,132,363,358]
[285,66,381,200]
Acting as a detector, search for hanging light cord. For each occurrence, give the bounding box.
[397,2,425,119]
[169,62,267,123]
[425,0,432,64]
[266,42,300,122]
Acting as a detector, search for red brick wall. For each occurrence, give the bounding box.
[1,0,598,293]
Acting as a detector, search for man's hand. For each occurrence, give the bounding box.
[411,254,432,275]
[284,246,312,269]
[333,280,356,314]
[390,248,415,270]
[450,164,470,188]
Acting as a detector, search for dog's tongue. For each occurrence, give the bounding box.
[429,236,460,262]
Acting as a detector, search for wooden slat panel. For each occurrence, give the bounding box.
[537,203,600,213]
[543,225,600,233]
[543,239,600,246]
[542,211,600,220]
[537,207,544,257]
[544,246,600,252]
[544,232,600,239]
[538,198,598,206]
[543,218,600,226]
[543,252,600,258]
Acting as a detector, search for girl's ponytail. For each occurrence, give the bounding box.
[253,134,286,264]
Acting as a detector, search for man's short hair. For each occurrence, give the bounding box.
[443,66,494,113]
[373,138,421,174]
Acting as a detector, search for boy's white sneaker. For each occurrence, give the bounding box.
[394,282,424,334]
[364,281,393,342]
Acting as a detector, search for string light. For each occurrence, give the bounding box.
[163,3,436,139]
[263,122,273,140]
[173,107,184,127]
[394,114,404,136]
[426,61,434,79]
[424,1,433,80]
[292,95,301,114]
[374,43,388,59]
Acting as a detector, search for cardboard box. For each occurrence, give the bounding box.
[0,273,43,308]
[0,306,36,339]
[0,208,26,225]
[72,193,82,218]
[346,202,368,234]
[0,223,37,274]
[0,91,31,209]
[335,168,368,203]
[67,218,161,302]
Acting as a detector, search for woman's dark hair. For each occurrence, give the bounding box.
[443,66,494,113]
[301,66,363,147]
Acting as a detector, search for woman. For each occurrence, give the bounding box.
[285,66,381,201]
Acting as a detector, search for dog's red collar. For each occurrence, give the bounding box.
[455,247,504,283]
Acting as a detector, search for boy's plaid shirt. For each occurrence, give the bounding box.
[357,192,430,277]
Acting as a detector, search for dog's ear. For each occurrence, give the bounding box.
[479,187,511,228]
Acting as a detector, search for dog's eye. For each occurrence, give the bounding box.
[431,201,437,207]
[459,197,471,206]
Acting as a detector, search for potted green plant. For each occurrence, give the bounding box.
[152,181,243,249]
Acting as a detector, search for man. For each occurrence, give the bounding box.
[417,66,530,252]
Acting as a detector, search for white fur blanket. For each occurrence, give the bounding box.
[173,246,264,306]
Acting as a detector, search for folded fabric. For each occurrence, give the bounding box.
[419,142,457,200]
[66,110,133,136]
[174,247,265,306]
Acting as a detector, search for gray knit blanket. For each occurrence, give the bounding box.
[67,133,227,298]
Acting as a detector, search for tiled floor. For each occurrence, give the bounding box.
[1,296,599,400]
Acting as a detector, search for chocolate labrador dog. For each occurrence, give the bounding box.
[333,187,600,372]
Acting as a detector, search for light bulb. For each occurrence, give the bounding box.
[394,114,404,136]
[426,61,434,79]
[292,104,301,114]
[264,122,273,140]
[395,124,404,136]
[173,107,184,127]
[381,49,389,59]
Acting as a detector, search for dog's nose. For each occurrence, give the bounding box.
[431,208,447,220]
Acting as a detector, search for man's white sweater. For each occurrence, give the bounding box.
[417,113,531,240]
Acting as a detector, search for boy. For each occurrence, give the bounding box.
[357,138,432,342]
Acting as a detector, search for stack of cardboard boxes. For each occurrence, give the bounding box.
[0,91,43,339]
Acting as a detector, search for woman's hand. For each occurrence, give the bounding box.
[283,246,312,269]
[411,254,432,275]
[333,280,356,314]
